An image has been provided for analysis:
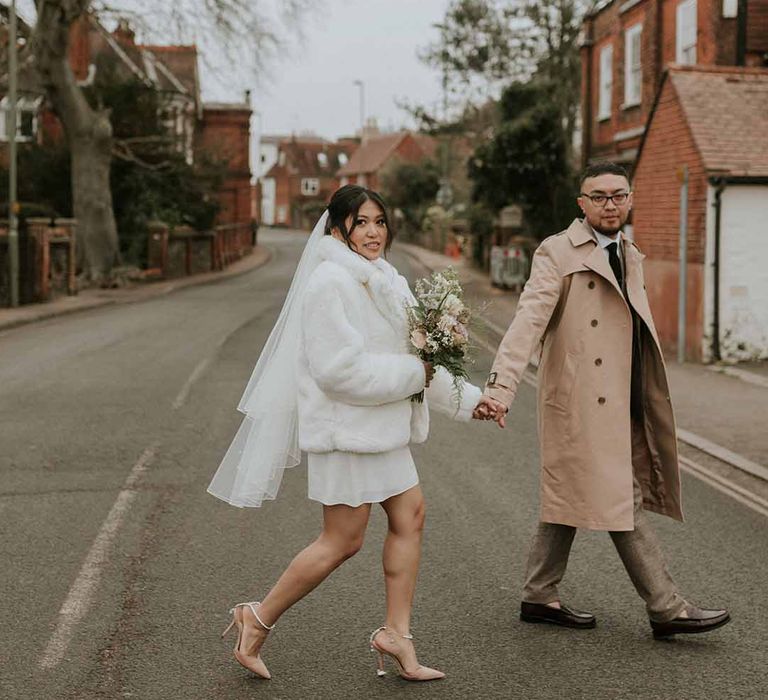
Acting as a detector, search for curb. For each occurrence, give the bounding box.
[706,364,768,390]
[0,246,273,334]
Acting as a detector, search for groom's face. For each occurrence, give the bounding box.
[577,173,633,236]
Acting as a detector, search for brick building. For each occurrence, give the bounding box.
[195,103,252,226]
[633,65,768,362]
[0,15,252,228]
[264,136,358,229]
[580,0,768,168]
[336,131,436,192]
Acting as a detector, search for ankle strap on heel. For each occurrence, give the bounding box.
[231,601,275,631]
[370,625,414,642]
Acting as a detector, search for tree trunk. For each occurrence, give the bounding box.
[29,1,121,281]
[70,114,120,279]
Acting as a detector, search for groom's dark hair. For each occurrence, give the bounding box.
[325,185,395,254]
[579,162,631,188]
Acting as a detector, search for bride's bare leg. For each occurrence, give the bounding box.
[239,502,371,655]
[378,485,429,672]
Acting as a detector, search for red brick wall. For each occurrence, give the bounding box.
[748,0,768,64]
[659,0,739,65]
[583,0,742,166]
[197,107,252,226]
[583,1,655,165]
[633,77,707,360]
[68,18,91,81]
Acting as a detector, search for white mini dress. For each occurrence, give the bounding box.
[307,447,418,507]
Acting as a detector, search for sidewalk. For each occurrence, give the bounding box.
[397,242,768,470]
[0,246,271,333]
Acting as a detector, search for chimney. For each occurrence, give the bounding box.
[113,18,136,46]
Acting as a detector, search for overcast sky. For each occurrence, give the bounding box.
[15,0,450,141]
[201,0,452,140]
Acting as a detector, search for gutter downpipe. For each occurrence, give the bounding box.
[677,166,689,363]
[711,179,724,362]
[736,0,748,66]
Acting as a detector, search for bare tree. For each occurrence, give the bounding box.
[20,0,314,282]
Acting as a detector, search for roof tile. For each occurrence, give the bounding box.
[670,66,768,177]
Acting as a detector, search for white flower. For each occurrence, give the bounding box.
[437,314,457,334]
[442,293,463,316]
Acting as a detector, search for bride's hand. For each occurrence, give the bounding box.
[472,396,507,428]
[422,361,435,387]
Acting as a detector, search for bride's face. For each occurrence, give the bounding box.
[344,200,388,261]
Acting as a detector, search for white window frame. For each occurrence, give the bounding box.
[676,0,697,65]
[0,96,42,142]
[598,44,614,121]
[301,177,320,196]
[624,24,643,108]
[722,0,737,18]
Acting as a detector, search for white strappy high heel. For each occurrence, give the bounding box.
[221,601,275,679]
[369,626,445,681]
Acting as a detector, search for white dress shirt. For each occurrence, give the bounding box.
[590,225,625,282]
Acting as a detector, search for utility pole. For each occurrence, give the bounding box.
[434,23,452,211]
[7,0,20,307]
[353,80,365,137]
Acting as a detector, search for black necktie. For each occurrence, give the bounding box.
[607,242,623,289]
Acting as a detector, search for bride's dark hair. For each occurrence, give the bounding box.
[324,185,395,254]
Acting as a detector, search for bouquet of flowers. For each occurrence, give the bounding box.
[407,268,471,403]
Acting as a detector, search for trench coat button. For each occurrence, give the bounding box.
[598,397,606,405]
[595,358,602,366]
[588,280,596,289]
[591,319,598,327]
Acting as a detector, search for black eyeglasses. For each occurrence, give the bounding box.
[580,192,631,207]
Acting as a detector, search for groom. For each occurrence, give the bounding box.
[475,162,729,639]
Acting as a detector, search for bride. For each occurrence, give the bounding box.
[208,185,491,682]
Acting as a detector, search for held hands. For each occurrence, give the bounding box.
[472,395,508,428]
[422,361,435,388]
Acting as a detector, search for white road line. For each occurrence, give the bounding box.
[39,444,158,670]
[680,456,768,519]
[474,335,538,389]
[172,357,212,410]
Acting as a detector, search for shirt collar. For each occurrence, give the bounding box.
[588,224,623,251]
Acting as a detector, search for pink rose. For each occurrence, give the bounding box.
[410,329,428,350]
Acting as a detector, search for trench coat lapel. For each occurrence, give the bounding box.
[566,219,624,299]
[623,239,663,351]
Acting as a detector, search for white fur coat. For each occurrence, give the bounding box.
[297,236,481,454]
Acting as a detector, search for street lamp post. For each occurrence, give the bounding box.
[353,79,365,136]
[433,22,452,212]
[7,0,19,307]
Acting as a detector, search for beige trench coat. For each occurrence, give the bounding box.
[486,219,683,531]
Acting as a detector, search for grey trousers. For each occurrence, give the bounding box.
[522,474,687,623]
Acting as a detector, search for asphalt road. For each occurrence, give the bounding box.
[1,230,766,700]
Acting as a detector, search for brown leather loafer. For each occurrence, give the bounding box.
[650,606,730,639]
[520,601,596,629]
